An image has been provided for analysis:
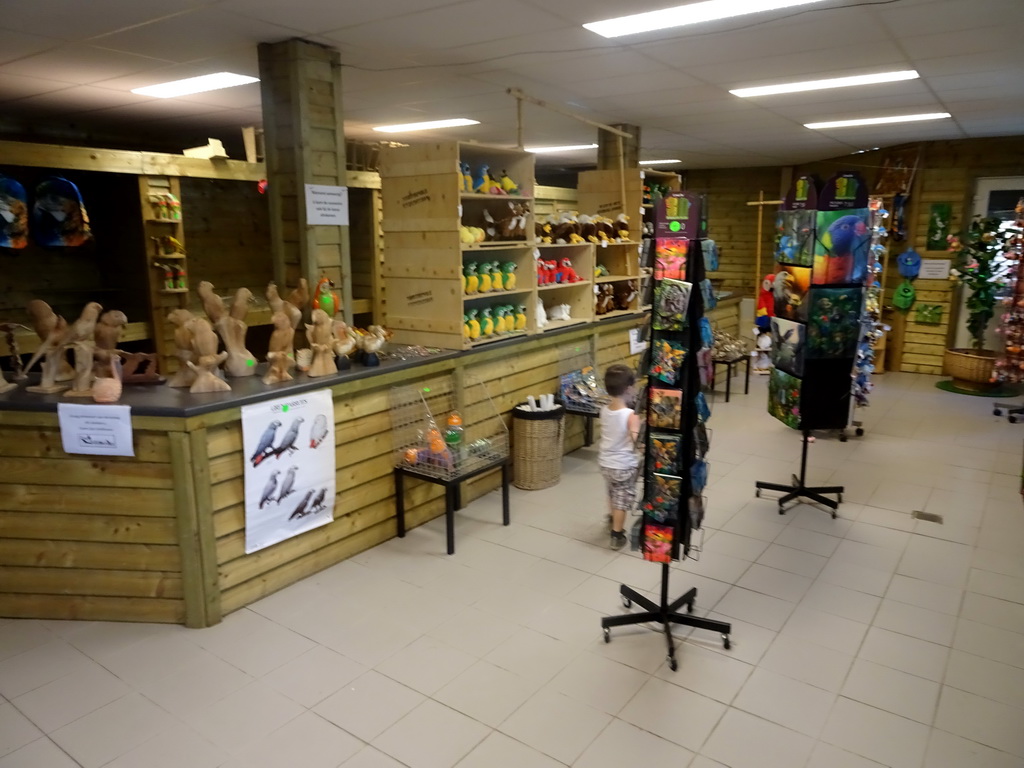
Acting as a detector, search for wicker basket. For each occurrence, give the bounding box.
[943,348,997,391]
[512,404,565,490]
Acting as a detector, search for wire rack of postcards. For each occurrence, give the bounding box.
[389,374,509,481]
[557,343,608,415]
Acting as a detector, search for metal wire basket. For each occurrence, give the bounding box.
[557,343,608,415]
[389,374,509,480]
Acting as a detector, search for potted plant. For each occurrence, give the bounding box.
[943,216,1014,389]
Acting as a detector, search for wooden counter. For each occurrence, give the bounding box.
[0,315,646,627]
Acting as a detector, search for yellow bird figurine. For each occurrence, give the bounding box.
[464,262,479,294]
[491,263,503,292]
[515,304,527,331]
[500,170,519,195]
[480,308,494,336]
[494,307,507,334]
[478,262,492,293]
[463,313,471,339]
[467,309,481,339]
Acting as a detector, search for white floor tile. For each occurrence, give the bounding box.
[0,622,54,664]
[546,651,647,715]
[898,536,973,587]
[934,686,1024,758]
[733,668,835,737]
[755,543,827,578]
[455,731,563,768]
[953,618,1024,669]
[759,635,853,692]
[840,658,940,724]
[800,581,881,624]
[375,636,476,696]
[857,626,949,682]
[187,608,316,678]
[960,591,1024,635]
[774,527,841,557]
[0,704,41,759]
[103,722,226,768]
[924,729,1024,768]
[969,567,1024,605]
[885,574,963,615]
[575,718,694,768]
[780,605,868,656]
[737,563,813,603]
[703,531,770,561]
[375,700,489,768]
[485,627,579,684]
[222,712,361,768]
[702,707,814,768]
[50,692,175,768]
[821,697,930,768]
[184,680,304,753]
[0,738,79,768]
[618,677,726,752]
[656,642,753,703]
[136,648,252,716]
[434,660,538,728]
[499,688,611,764]
[0,642,96,701]
[873,598,958,645]
[12,663,131,733]
[844,521,910,552]
[714,586,795,632]
[342,746,408,768]
[806,742,887,768]
[944,649,1024,710]
[817,558,893,597]
[314,670,424,741]
[260,645,365,708]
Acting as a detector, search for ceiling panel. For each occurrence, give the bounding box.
[0,29,63,66]
[0,0,198,41]
[219,0,466,35]
[0,74,79,103]
[873,0,1022,38]
[2,86,143,116]
[0,45,176,86]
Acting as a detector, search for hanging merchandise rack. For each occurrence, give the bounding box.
[389,375,510,553]
[991,198,1024,421]
[600,195,732,671]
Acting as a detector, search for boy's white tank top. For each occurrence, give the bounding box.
[599,405,638,470]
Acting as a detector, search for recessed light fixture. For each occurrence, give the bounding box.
[584,0,827,39]
[639,159,682,165]
[524,143,599,153]
[373,118,480,133]
[132,72,259,98]
[805,112,951,130]
[731,70,919,98]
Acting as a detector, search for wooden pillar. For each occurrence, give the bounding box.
[258,38,354,323]
[597,124,641,170]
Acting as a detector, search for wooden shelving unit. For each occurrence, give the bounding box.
[140,175,189,369]
[381,141,536,350]
[536,242,594,332]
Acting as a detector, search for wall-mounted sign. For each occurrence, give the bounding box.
[304,184,349,226]
[57,403,134,457]
[919,259,951,280]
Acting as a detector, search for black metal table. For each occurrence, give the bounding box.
[560,404,600,447]
[712,354,750,402]
[394,457,511,555]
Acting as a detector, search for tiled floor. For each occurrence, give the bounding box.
[2,371,1024,768]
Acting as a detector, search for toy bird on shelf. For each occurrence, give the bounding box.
[472,164,491,194]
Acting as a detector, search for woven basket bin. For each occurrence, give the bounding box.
[512,404,565,490]
[943,348,996,388]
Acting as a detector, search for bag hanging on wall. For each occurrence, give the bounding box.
[897,248,921,279]
[0,175,29,249]
[33,177,93,247]
[893,279,916,311]
[915,303,943,325]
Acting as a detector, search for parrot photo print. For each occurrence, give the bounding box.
[812,209,870,285]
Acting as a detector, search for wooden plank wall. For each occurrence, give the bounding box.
[206,319,641,618]
[349,186,384,322]
[683,167,783,298]
[0,414,185,623]
[181,178,274,298]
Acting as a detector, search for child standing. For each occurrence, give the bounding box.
[599,364,640,550]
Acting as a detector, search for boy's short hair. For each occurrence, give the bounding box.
[604,364,635,397]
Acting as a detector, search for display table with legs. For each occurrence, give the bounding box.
[712,354,750,402]
[394,457,511,555]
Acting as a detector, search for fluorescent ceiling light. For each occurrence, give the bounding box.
[731,69,919,98]
[805,112,951,130]
[373,118,479,133]
[584,0,827,38]
[525,143,599,153]
[639,159,681,165]
[132,72,258,98]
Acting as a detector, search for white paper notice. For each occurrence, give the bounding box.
[629,328,649,356]
[919,259,951,280]
[304,184,349,226]
[241,389,336,554]
[57,403,134,457]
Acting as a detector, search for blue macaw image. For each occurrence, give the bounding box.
[774,209,815,267]
[813,209,870,284]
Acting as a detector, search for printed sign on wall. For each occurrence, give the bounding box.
[242,389,336,554]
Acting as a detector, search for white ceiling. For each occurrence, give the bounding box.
[0,0,1022,168]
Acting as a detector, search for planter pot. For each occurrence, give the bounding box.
[943,348,997,391]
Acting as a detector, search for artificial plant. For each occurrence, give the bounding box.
[948,216,1014,350]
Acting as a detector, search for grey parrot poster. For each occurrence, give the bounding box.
[242,388,335,554]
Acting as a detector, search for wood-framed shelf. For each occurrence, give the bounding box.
[539,280,591,291]
[539,318,589,333]
[536,242,591,249]
[460,192,530,201]
[597,308,643,321]
[145,218,181,224]
[152,253,186,260]
[596,274,637,283]
[159,287,190,294]
[469,331,527,347]
[463,288,532,301]
[461,241,531,251]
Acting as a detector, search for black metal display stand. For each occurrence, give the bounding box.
[394,458,510,555]
[755,430,843,517]
[601,233,731,670]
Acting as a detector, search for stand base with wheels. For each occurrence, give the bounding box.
[755,430,844,518]
[993,402,1024,423]
[601,564,732,671]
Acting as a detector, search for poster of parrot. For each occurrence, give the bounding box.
[241,388,336,553]
[812,209,870,285]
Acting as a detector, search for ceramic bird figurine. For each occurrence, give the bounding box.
[494,307,507,334]
[464,263,479,294]
[480,308,494,336]
[267,281,303,330]
[305,308,336,377]
[288,489,313,520]
[502,262,517,291]
[515,304,527,331]
[490,263,503,292]
[93,309,128,380]
[166,309,197,388]
[251,420,282,467]
[57,302,103,398]
[23,300,72,393]
[478,262,492,293]
[360,325,388,366]
[259,471,280,509]
[273,417,304,459]
[463,313,471,339]
[309,413,329,448]
[278,465,298,502]
[467,309,481,339]
[312,276,340,318]
[186,317,230,394]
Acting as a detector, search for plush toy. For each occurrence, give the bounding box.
[614,280,638,311]
[480,307,494,336]
[595,284,615,315]
[490,262,503,292]
[579,215,599,244]
[312,276,340,317]
[472,164,491,194]
[461,162,473,193]
[467,308,481,339]
[493,306,507,334]
[595,263,609,279]
[549,303,571,321]
[499,170,519,195]
[459,225,475,245]
[558,257,580,283]
[544,260,558,285]
[515,304,527,331]
[552,213,580,244]
[463,313,471,339]
[615,213,631,241]
[478,262,493,292]
[536,297,548,329]
[502,262,517,291]
[755,273,775,331]
[464,262,479,294]
[595,217,615,242]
